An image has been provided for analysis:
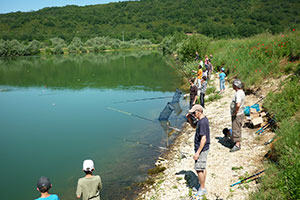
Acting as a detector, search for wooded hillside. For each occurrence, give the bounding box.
[0,0,299,43]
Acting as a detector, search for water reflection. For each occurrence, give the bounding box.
[0,51,188,200]
[0,51,184,91]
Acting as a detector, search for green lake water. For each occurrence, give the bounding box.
[0,51,188,200]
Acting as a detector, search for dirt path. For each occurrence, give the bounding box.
[138,74,274,200]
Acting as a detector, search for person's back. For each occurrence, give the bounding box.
[219,72,226,80]
[197,68,203,80]
[36,195,59,200]
[35,176,60,200]
[76,159,102,200]
[77,176,102,200]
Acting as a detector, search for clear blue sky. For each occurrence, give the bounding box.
[0,0,129,14]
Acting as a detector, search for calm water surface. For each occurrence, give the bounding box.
[0,51,188,200]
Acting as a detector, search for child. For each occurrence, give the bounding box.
[200,76,207,108]
[36,176,60,200]
[223,128,234,147]
[219,67,226,93]
[76,159,102,200]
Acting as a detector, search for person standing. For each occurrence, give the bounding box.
[230,79,245,152]
[219,68,226,93]
[200,76,207,108]
[195,51,200,61]
[189,78,198,109]
[189,105,210,197]
[197,64,203,89]
[76,159,102,200]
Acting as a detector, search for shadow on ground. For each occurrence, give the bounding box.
[175,170,199,190]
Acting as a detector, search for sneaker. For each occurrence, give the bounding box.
[230,145,241,152]
[196,188,207,196]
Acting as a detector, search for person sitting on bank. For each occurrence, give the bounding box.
[222,128,235,147]
[35,176,60,200]
[76,159,102,200]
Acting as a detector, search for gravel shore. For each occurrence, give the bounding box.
[137,74,274,200]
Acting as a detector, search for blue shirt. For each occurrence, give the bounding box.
[219,72,226,80]
[35,194,60,200]
[194,117,210,152]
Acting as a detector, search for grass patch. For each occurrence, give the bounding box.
[148,166,166,176]
[144,178,155,185]
[206,85,216,95]
[232,166,243,171]
[207,93,222,102]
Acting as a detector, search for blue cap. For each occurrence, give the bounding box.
[221,67,224,71]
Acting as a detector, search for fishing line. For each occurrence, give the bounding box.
[107,106,181,132]
[113,96,173,104]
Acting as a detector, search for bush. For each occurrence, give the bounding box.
[177,34,212,62]
[67,44,77,53]
[160,32,187,55]
[50,37,66,47]
[52,45,64,54]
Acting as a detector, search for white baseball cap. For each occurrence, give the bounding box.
[83,159,94,171]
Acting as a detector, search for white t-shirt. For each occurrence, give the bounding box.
[203,71,208,78]
[230,89,245,116]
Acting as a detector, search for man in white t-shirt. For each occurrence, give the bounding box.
[230,79,245,152]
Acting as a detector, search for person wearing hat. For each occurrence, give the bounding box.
[219,67,226,93]
[230,79,245,152]
[36,176,59,200]
[188,104,210,197]
[76,159,102,200]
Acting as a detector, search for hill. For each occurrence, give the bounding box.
[0,0,299,43]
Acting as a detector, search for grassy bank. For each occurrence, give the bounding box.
[163,31,300,199]
[204,32,300,199]
[207,31,299,88]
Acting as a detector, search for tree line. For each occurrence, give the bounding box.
[0,36,152,56]
[0,0,299,44]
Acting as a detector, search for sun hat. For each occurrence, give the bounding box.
[83,159,94,171]
[188,104,203,114]
[37,176,51,190]
[233,79,243,88]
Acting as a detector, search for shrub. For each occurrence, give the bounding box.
[52,45,64,54]
[177,34,211,62]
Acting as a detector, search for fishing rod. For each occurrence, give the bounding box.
[256,117,276,135]
[230,170,264,187]
[107,106,181,132]
[115,136,168,150]
[254,76,292,105]
[113,96,173,104]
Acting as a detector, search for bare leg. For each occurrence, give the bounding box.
[197,169,207,189]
